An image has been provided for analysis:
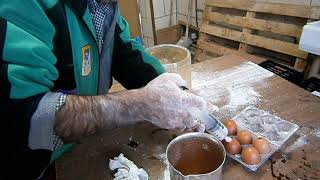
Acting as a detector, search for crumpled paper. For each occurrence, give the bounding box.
[109,153,149,180]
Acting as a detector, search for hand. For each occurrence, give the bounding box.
[129,73,207,132]
[55,73,208,141]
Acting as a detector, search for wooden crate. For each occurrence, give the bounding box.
[156,25,182,45]
[196,0,320,72]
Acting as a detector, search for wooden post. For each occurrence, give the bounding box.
[196,33,210,61]
[149,0,158,45]
[196,6,212,62]
[294,58,308,72]
[239,11,256,53]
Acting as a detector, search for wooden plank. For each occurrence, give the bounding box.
[119,0,141,37]
[198,40,266,63]
[196,33,210,61]
[203,5,213,26]
[294,58,308,72]
[198,40,238,55]
[198,39,307,73]
[200,24,308,58]
[150,0,157,45]
[198,33,209,42]
[205,0,320,19]
[195,48,207,62]
[203,11,303,37]
[239,11,256,53]
[264,0,312,6]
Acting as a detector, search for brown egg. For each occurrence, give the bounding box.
[241,147,261,165]
[225,138,242,155]
[253,138,271,154]
[225,120,237,135]
[237,131,253,145]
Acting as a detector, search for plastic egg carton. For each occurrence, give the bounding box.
[227,106,299,171]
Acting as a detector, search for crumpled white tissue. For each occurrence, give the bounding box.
[109,153,149,180]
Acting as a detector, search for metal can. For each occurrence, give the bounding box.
[166,132,226,180]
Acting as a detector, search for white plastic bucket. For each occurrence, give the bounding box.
[148,44,192,88]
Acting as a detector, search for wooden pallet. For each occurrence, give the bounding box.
[196,0,320,72]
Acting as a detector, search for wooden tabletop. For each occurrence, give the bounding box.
[56,55,320,180]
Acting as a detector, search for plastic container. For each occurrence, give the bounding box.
[147,44,192,88]
[299,20,320,55]
[226,106,299,171]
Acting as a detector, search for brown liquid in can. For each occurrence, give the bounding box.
[168,137,224,176]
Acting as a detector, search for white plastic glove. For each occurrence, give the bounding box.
[55,73,208,141]
[128,73,207,132]
[109,153,149,180]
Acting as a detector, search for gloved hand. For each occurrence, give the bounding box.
[55,73,208,141]
[127,73,207,132]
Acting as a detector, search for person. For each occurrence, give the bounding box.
[0,0,208,179]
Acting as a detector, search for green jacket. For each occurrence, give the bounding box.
[0,0,164,178]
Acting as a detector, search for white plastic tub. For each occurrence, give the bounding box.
[148,44,192,88]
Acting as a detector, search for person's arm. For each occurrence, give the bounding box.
[55,73,207,142]
[112,13,165,89]
[55,90,138,142]
[0,1,68,178]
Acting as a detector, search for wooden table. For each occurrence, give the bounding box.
[56,55,320,179]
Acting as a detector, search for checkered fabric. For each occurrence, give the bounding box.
[87,0,114,51]
[53,132,64,149]
[53,94,67,150]
[55,94,67,111]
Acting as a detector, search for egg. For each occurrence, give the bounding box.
[253,138,271,154]
[225,138,242,155]
[241,147,261,165]
[225,119,237,135]
[237,131,253,145]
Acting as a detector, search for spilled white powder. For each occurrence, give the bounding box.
[314,129,320,138]
[284,135,309,153]
[192,61,274,112]
[226,86,261,107]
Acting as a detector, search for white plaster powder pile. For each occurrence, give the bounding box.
[226,86,261,107]
[192,61,274,113]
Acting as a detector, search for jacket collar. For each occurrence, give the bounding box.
[62,0,88,17]
[63,0,118,17]
[62,0,118,45]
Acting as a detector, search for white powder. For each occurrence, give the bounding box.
[192,61,274,112]
[284,136,309,153]
[314,129,320,138]
[155,153,166,163]
[226,86,261,107]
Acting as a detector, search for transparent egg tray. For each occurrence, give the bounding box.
[227,106,299,171]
